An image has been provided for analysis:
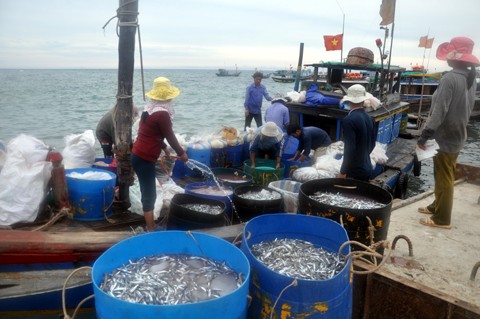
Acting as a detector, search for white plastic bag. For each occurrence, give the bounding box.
[0,135,52,225]
[62,130,96,169]
[268,180,302,213]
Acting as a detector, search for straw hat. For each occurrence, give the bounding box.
[145,77,180,101]
[261,122,282,138]
[436,37,480,66]
[342,84,369,104]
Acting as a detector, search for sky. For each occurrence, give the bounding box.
[0,0,479,72]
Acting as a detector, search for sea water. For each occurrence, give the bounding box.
[0,69,478,196]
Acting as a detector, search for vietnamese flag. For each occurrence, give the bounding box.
[323,34,343,51]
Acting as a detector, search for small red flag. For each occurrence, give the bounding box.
[323,34,343,51]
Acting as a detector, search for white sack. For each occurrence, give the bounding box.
[62,130,96,169]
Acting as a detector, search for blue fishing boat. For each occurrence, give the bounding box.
[285,61,421,199]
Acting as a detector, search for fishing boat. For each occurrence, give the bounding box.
[287,61,421,199]
[215,67,241,77]
[398,70,442,115]
[271,68,313,83]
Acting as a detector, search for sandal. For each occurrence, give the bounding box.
[419,217,451,229]
[417,207,433,215]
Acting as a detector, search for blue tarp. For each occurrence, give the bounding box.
[304,83,341,107]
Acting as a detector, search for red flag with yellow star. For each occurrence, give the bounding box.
[323,34,343,51]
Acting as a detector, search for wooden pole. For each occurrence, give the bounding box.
[294,43,304,92]
[114,0,138,206]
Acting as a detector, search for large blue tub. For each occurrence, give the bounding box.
[241,213,352,318]
[92,231,250,319]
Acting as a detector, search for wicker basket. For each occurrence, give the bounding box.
[346,47,374,65]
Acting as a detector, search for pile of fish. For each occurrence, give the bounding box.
[251,238,345,280]
[102,254,241,305]
[238,189,281,201]
[309,191,384,209]
[180,203,224,215]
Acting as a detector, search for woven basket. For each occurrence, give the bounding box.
[346,47,374,65]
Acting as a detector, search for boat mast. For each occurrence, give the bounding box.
[294,43,304,92]
[114,0,138,206]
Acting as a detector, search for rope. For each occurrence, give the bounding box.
[62,266,93,319]
[338,239,392,275]
[269,278,298,319]
[31,207,70,232]
[102,1,145,101]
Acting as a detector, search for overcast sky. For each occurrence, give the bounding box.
[0,0,478,72]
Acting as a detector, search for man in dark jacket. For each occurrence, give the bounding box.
[337,84,375,181]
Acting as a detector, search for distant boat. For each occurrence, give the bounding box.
[216,68,241,77]
[271,68,313,83]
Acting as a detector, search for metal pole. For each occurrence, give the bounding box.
[294,43,304,92]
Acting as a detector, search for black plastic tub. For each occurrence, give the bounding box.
[168,193,228,230]
[298,178,393,251]
[208,167,254,189]
[233,185,283,222]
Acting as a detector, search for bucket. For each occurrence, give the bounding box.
[241,214,352,319]
[171,159,185,180]
[267,180,303,213]
[167,193,228,230]
[210,148,227,168]
[209,167,254,189]
[226,144,244,168]
[186,147,211,176]
[243,159,284,186]
[93,157,118,185]
[282,135,299,156]
[184,182,234,216]
[298,178,393,251]
[282,158,312,178]
[65,168,116,221]
[233,185,284,221]
[92,231,251,319]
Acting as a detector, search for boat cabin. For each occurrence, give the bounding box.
[284,62,419,198]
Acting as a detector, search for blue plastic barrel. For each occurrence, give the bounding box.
[92,158,118,185]
[241,214,352,319]
[65,168,116,221]
[210,148,227,167]
[186,146,211,176]
[282,158,312,178]
[92,231,250,319]
[226,144,244,167]
[282,135,299,157]
[184,182,234,216]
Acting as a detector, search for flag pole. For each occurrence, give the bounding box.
[417,30,432,128]
[385,0,396,88]
[341,13,345,62]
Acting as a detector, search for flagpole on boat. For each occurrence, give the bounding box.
[335,0,345,62]
[294,43,304,92]
[114,0,138,207]
[417,31,433,129]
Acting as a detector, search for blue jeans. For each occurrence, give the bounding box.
[131,153,156,212]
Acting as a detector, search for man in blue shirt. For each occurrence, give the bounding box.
[287,125,332,162]
[244,72,272,130]
[265,96,290,132]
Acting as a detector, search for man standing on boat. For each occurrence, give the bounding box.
[244,72,272,130]
[265,95,290,132]
[337,84,375,181]
[417,37,479,229]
